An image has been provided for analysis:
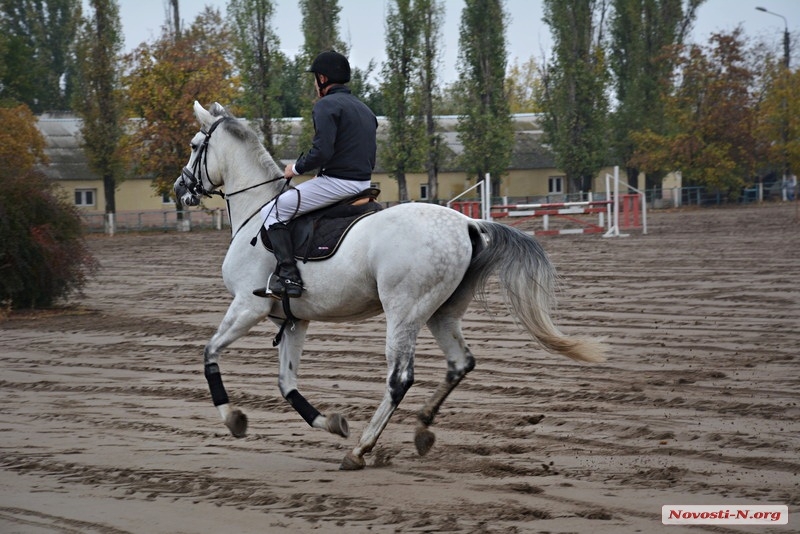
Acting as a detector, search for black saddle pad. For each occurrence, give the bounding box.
[259,188,383,262]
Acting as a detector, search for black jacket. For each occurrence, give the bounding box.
[295,86,378,181]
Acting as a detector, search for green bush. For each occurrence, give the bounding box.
[0,170,97,309]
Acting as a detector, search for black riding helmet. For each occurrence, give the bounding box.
[308,50,351,90]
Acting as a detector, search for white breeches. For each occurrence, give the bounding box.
[261,174,370,228]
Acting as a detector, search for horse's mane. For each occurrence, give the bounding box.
[209,103,283,178]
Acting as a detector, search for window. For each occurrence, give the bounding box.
[74,189,96,207]
[420,184,429,200]
[548,176,564,195]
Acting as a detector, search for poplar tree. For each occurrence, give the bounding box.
[609,0,703,186]
[456,0,513,192]
[297,0,346,150]
[418,0,445,202]
[539,0,609,194]
[72,0,124,233]
[228,0,283,153]
[381,0,423,201]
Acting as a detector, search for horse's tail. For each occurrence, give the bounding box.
[465,221,606,363]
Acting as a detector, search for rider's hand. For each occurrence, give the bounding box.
[284,163,295,180]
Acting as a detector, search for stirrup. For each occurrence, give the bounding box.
[253,273,282,299]
[253,273,302,300]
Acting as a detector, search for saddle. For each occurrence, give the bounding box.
[256,187,383,262]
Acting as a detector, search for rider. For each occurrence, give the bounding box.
[254,50,378,299]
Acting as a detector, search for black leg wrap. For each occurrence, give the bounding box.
[286,389,321,427]
[205,363,229,406]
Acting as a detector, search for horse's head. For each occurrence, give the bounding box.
[174,101,232,207]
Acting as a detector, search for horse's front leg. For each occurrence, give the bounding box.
[340,323,417,470]
[276,319,349,439]
[204,296,268,438]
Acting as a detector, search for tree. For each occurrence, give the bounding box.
[381,0,424,201]
[630,30,762,195]
[0,104,96,309]
[72,0,125,234]
[123,7,237,203]
[0,104,46,173]
[506,56,542,113]
[757,62,800,185]
[297,0,346,150]
[273,54,305,117]
[349,59,384,115]
[456,0,514,192]
[417,0,445,202]
[609,0,703,187]
[539,0,609,194]
[167,0,181,39]
[0,0,81,112]
[228,0,283,153]
[299,0,346,59]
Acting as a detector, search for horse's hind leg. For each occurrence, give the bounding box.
[415,303,475,456]
[341,321,419,470]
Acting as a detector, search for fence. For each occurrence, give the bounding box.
[449,167,647,237]
[489,200,610,235]
[81,209,229,234]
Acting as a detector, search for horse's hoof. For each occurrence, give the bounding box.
[414,427,436,456]
[326,413,350,438]
[339,452,366,470]
[225,409,248,438]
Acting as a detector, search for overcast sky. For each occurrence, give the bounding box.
[107,0,798,83]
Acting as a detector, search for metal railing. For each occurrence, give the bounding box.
[81,209,229,233]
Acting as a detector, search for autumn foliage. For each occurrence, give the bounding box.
[630,30,797,196]
[0,105,97,309]
[122,8,238,200]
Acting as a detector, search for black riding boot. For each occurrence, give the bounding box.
[253,223,304,299]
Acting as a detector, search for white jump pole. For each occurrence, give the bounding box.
[640,190,648,235]
[613,166,620,233]
[605,173,612,233]
[482,173,492,221]
[604,166,628,238]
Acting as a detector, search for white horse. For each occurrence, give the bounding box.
[175,101,605,470]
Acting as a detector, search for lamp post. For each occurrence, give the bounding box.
[756,6,790,68]
[756,6,792,202]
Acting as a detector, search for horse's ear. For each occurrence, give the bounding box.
[194,101,213,128]
[210,102,227,117]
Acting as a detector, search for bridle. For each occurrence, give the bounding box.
[178,116,284,203]
[176,115,292,239]
[178,117,228,205]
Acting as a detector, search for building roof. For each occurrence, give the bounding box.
[37,114,100,182]
[36,113,553,181]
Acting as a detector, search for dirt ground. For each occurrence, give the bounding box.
[1,203,798,534]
